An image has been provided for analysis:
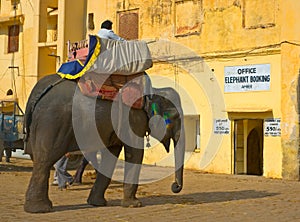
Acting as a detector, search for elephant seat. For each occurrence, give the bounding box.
[78,72,145,109]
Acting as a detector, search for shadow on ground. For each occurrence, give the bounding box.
[53,204,96,212]
[0,163,33,172]
[140,190,279,205]
[51,189,278,212]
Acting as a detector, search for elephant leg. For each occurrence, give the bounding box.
[122,145,144,207]
[87,145,122,206]
[24,161,53,213]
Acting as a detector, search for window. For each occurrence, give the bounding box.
[88,13,95,30]
[175,0,202,36]
[8,25,19,53]
[243,0,276,29]
[118,11,139,40]
[185,115,200,151]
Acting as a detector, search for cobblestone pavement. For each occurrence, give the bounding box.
[0,157,299,222]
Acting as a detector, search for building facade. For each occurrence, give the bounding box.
[0,0,299,180]
[0,0,86,108]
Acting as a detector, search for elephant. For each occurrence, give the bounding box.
[23,73,185,213]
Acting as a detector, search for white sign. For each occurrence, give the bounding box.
[214,119,230,134]
[224,64,271,92]
[264,118,281,137]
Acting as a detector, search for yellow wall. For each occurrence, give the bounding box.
[212,55,282,178]
[1,0,299,179]
[280,0,300,180]
[85,0,298,179]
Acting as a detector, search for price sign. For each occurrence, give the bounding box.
[214,119,230,134]
[264,118,281,137]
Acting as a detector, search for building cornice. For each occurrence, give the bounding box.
[0,14,24,26]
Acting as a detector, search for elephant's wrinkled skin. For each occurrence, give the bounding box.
[23,74,185,213]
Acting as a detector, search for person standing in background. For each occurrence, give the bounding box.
[52,153,73,190]
[72,156,89,184]
[72,152,98,185]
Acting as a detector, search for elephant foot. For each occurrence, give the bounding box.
[121,198,142,208]
[24,199,53,213]
[87,195,107,207]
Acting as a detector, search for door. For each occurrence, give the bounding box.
[234,119,263,175]
[247,125,263,175]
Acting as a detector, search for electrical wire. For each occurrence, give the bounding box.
[151,40,300,64]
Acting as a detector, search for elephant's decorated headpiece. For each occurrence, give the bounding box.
[150,102,171,129]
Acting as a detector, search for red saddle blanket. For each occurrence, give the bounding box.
[78,73,144,109]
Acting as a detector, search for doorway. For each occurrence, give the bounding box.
[233,119,263,175]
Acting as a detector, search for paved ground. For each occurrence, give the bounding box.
[0,157,299,222]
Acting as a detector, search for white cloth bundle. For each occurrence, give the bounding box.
[89,38,153,75]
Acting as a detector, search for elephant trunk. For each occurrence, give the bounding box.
[171,126,185,193]
[172,166,184,193]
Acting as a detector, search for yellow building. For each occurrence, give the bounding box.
[0,0,86,108]
[1,0,299,180]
